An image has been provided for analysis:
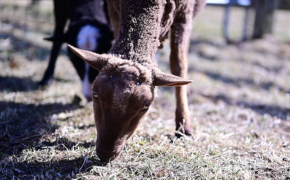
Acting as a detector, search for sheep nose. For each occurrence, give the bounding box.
[96,148,117,162]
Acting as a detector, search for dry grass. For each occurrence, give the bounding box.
[0,1,290,179]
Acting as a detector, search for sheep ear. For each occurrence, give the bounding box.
[68,44,109,70]
[153,71,192,87]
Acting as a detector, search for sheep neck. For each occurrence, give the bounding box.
[109,0,165,66]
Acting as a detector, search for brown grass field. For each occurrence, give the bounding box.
[0,1,290,179]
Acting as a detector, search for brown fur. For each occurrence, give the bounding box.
[68,0,206,162]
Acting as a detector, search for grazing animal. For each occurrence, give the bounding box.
[69,0,206,162]
[39,0,113,101]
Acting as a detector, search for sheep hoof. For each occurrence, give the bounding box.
[175,128,193,138]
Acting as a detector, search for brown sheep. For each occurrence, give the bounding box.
[68,0,206,162]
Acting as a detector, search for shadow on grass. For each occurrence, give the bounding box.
[0,101,80,155]
[0,100,99,179]
[252,61,284,74]
[200,93,290,120]
[39,137,95,151]
[1,156,106,179]
[0,75,38,92]
[236,100,290,120]
[0,75,76,93]
[189,39,224,48]
[0,32,66,62]
[189,39,226,60]
[194,69,290,93]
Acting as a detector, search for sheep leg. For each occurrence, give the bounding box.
[38,0,67,86]
[170,14,193,137]
[38,42,63,86]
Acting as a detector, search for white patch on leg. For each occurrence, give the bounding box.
[82,64,92,100]
[77,25,100,51]
[77,25,100,100]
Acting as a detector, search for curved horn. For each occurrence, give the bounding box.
[153,70,193,87]
[68,45,110,70]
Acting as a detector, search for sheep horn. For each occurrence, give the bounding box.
[67,44,110,71]
[153,70,193,87]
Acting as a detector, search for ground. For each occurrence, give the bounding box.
[0,1,290,179]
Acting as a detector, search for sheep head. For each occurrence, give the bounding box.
[68,45,192,162]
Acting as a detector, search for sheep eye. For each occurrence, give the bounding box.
[93,92,98,98]
[110,75,116,80]
[142,104,150,111]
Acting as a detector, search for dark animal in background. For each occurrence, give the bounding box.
[39,0,113,101]
[69,0,206,162]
